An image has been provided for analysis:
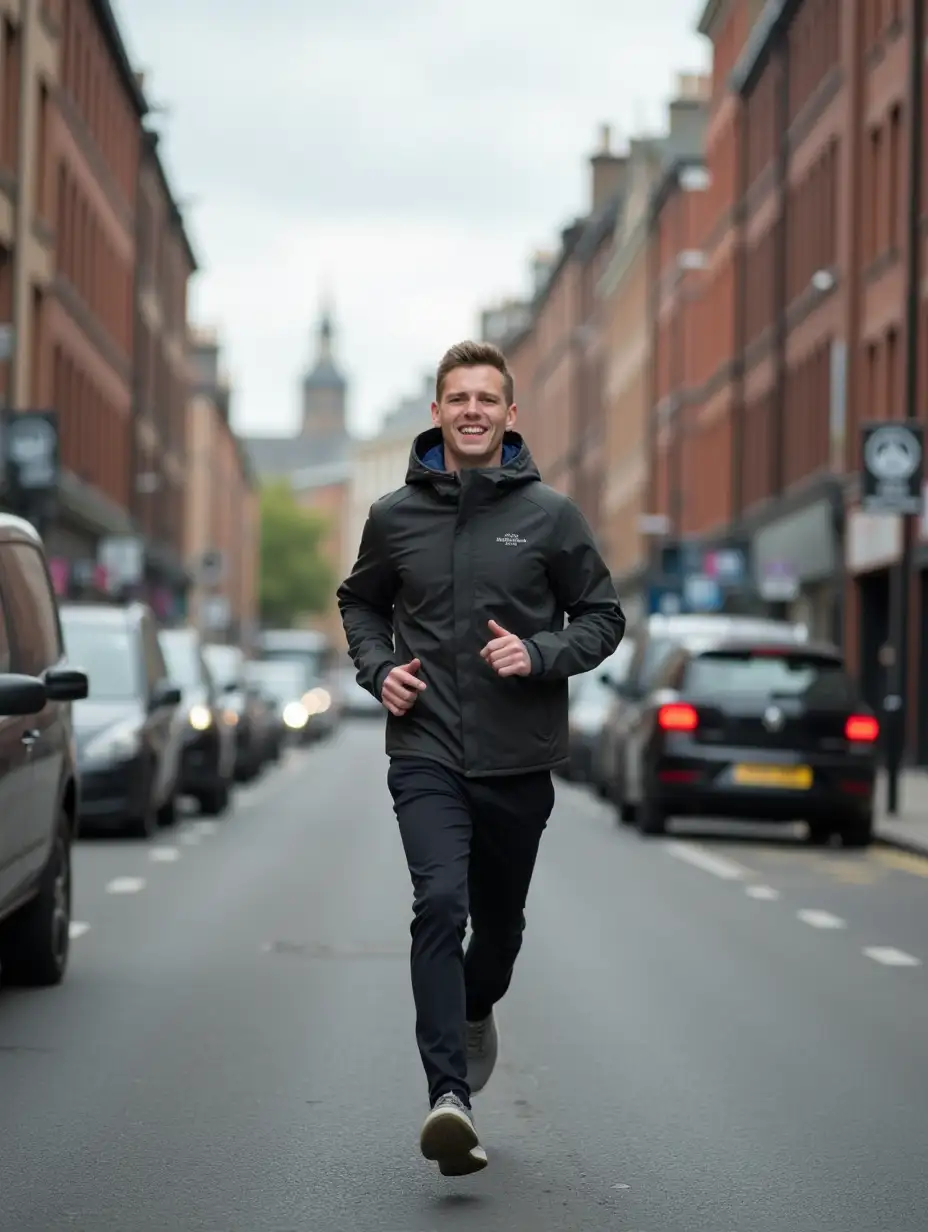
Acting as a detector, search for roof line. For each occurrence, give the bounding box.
[91,0,148,117]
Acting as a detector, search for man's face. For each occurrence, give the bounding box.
[430,365,516,470]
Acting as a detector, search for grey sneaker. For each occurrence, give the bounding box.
[466,1011,499,1095]
[420,1092,488,1176]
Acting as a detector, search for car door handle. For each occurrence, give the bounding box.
[20,729,40,747]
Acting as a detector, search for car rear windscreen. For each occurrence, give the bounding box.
[684,650,856,705]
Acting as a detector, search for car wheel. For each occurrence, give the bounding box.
[198,779,230,817]
[637,797,667,837]
[806,821,832,846]
[839,812,873,849]
[128,793,158,839]
[0,810,72,987]
[157,792,178,828]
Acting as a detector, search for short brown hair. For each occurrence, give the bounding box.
[435,340,514,406]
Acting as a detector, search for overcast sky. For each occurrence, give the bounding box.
[114,0,708,439]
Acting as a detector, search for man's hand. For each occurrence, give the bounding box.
[480,619,532,678]
[381,658,426,716]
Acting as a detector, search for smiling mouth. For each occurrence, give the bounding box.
[457,425,488,437]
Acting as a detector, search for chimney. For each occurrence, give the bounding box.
[589,123,626,213]
[664,73,710,162]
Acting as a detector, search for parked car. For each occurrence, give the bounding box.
[565,639,636,787]
[598,612,807,816]
[606,617,877,847]
[60,601,184,838]
[202,642,274,780]
[158,626,237,816]
[244,659,313,745]
[0,515,88,986]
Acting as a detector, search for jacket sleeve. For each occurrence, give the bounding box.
[336,504,398,699]
[522,499,626,680]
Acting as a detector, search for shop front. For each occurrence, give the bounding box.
[750,494,843,643]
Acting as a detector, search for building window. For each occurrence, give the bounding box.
[888,104,902,254]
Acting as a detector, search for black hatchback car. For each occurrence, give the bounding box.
[158,626,236,816]
[59,602,184,838]
[0,515,88,986]
[612,632,879,847]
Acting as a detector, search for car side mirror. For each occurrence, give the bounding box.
[44,666,89,702]
[0,672,48,716]
[150,679,183,710]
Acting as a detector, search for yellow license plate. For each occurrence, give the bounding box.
[733,764,812,789]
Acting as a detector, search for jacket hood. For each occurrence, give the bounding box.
[405,427,541,491]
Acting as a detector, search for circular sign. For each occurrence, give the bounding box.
[864,425,922,481]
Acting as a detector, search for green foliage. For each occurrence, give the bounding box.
[258,480,334,626]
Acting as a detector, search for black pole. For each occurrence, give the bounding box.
[885,0,924,816]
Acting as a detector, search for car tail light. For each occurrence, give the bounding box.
[658,702,698,732]
[845,714,879,742]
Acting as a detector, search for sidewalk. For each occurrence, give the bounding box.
[875,770,928,855]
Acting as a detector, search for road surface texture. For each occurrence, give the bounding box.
[2,721,927,1231]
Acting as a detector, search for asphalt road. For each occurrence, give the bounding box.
[1,721,927,1231]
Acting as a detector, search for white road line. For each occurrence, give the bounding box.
[797,909,845,929]
[105,876,146,895]
[863,946,922,967]
[149,846,180,863]
[69,921,90,939]
[745,884,780,900]
[663,840,749,881]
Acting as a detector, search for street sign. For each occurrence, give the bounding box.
[861,422,924,515]
[4,410,58,493]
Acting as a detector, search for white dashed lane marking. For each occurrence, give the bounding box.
[797,909,846,930]
[105,877,145,895]
[745,885,780,900]
[149,846,180,863]
[655,836,924,971]
[863,947,922,968]
[69,921,90,939]
[663,840,749,881]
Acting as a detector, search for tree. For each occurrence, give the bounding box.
[258,479,334,626]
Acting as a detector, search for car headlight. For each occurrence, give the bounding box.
[188,704,212,731]
[84,722,142,761]
[282,701,309,729]
[303,687,331,715]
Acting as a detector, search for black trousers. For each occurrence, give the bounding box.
[387,757,554,1107]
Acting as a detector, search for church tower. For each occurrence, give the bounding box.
[301,301,347,442]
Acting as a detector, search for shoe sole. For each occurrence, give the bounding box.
[439,1145,488,1177]
[420,1106,485,1173]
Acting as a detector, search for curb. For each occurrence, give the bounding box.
[875,827,928,859]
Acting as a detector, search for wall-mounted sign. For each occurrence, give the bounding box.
[861,422,923,515]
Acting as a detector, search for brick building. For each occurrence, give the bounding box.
[186,329,259,646]
[487,131,626,541]
[664,0,927,757]
[47,0,145,577]
[0,0,146,590]
[598,128,677,622]
[132,127,197,617]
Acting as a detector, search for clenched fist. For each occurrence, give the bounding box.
[381,658,426,717]
[480,619,532,678]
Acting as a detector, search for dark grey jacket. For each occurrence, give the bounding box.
[336,428,625,777]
